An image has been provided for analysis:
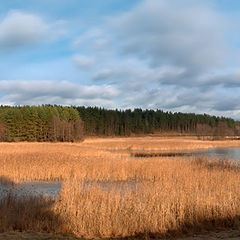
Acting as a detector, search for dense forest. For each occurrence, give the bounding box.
[0,105,238,142]
[76,107,238,137]
[0,106,84,142]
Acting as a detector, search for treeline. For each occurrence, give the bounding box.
[0,106,84,142]
[0,105,238,142]
[76,107,238,137]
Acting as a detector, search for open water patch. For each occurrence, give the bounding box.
[130,147,240,161]
[193,147,240,161]
[0,181,62,200]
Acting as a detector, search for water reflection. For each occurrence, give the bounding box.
[194,148,240,161]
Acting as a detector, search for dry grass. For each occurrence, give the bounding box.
[56,157,240,238]
[1,137,240,182]
[0,137,240,238]
[0,194,62,233]
[82,136,240,151]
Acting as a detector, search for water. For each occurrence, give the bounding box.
[0,180,143,200]
[129,147,240,161]
[0,181,62,200]
[194,148,240,161]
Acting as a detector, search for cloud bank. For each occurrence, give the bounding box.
[0,80,119,107]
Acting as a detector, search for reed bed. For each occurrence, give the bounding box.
[0,137,240,238]
[82,137,240,151]
[56,157,240,238]
[0,193,63,233]
[1,137,240,182]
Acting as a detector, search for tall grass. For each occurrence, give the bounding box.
[0,193,63,233]
[56,158,240,238]
[0,138,240,238]
[1,138,240,182]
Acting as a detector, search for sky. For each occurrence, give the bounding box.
[1,0,240,119]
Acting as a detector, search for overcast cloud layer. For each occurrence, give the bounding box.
[0,0,240,118]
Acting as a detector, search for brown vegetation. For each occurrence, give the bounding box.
[0,194,61,233]
[56,157,240,238]
[0,137,240,239]
[48,117,84,142]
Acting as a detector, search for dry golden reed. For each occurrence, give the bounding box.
[1,137,240,182]
[0,137,240,238]
[56,157,240,238]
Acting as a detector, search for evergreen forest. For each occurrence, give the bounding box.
[77,107,237,137]
[0,106,84,142]
[0,105,238,142]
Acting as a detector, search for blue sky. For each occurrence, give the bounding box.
[1,0,240,119]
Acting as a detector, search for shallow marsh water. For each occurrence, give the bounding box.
[194,147,240,161]
[0,181,62,200]
[1,147,240,200]
[129,147,240,161]
[0,180,143,200]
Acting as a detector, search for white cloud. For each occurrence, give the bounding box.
[0,80,119,106]
[0,10,66,49]
[110,0,230,75]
